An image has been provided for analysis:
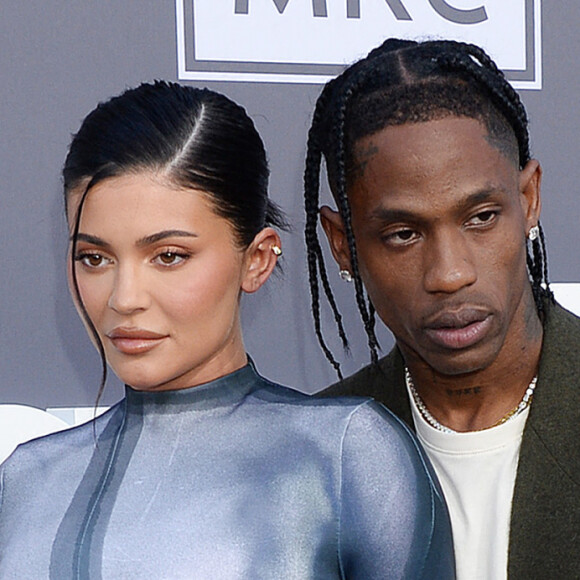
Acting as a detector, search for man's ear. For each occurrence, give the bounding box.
[519,159,542,232]
[319,206,351,271]
[241,227,282,294]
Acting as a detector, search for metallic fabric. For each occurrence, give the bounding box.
[0,363,454,578]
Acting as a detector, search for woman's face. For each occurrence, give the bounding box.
[68,172,266,391]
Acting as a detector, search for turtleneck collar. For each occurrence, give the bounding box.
[124,360,261,412]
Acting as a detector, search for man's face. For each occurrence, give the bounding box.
[322,116,541,376]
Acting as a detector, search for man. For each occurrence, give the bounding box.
[303,38,579,578]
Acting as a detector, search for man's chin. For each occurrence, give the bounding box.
[401,338,500,377]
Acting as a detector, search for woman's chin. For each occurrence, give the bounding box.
[111,368,167,391]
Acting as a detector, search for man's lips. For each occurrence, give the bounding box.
[423,309,492,350]
[106,328,168,355]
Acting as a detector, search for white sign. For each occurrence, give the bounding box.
[176,0,541,88]
[0,406,68,464]
[551,283,580,318]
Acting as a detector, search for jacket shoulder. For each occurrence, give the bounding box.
[316,348,409,413]
[541,299,580,364]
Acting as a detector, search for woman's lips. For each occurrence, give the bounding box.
[424,310,492,350]
[106,328,167,355]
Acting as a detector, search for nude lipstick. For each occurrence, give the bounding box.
[106,327,167,355]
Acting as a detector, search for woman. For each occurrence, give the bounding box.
[0,82,454,578]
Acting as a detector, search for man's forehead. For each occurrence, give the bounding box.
[350,117,487,176]
[351,113,518,169]
[346,118,520,216]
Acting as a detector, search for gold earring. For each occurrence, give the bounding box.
[271,245,282,256]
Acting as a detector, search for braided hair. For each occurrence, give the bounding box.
[304,38,553,375]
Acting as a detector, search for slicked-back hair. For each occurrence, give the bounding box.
[304,38,552,376]
[65,81,287,401]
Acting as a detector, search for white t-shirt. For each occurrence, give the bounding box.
[408,392,529,580]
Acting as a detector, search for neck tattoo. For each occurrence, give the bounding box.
[405,367,538,433]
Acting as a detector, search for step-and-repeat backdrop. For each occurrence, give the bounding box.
[1,1,579,454]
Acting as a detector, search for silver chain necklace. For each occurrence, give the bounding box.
[405,367,537,433]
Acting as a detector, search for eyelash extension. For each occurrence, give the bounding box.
[73,252,101,263]
[153,249,193,266]
[73,251,111,269]
[73,252,99,261]
[157,249,191,257]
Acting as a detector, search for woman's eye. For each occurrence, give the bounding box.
[76,253,109,268]
[154,252,189,266]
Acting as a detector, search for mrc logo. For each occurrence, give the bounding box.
[176,0,541,88]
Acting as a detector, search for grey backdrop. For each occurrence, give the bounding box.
[1,2,579,408]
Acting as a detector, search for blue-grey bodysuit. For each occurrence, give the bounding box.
[0,363,454,578]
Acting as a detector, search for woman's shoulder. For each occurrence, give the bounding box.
[254,377,438,481]
[250,375,415,445]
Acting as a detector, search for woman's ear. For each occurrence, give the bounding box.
[319,205,351,271]
[241,227,282,294]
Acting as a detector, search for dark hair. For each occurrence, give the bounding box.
[304,38,552,376]
[65,81,286,398]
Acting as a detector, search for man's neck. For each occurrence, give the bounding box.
[401,295,544,433]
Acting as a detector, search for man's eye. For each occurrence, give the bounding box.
[395,230,415,241]
[383,229,418,246]
[469,211,497,226]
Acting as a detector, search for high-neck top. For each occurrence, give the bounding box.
[0,363,454,579]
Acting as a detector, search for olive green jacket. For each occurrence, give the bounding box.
[322,301,580,579]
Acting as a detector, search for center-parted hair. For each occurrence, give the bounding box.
[64,81,286,399]
[304,38,552,376]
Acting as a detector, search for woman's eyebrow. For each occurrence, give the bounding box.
[72,230,198,247]
[72,233,109,248]
[136,230,198,247]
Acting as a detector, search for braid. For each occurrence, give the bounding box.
[332,77,380,364]
[304,84,349,377]
[528,224,554,315]
[538,224,552,298]
[433,41,530,166]
[304,38,553,374]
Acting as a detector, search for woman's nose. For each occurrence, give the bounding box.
[107,264,150,314]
